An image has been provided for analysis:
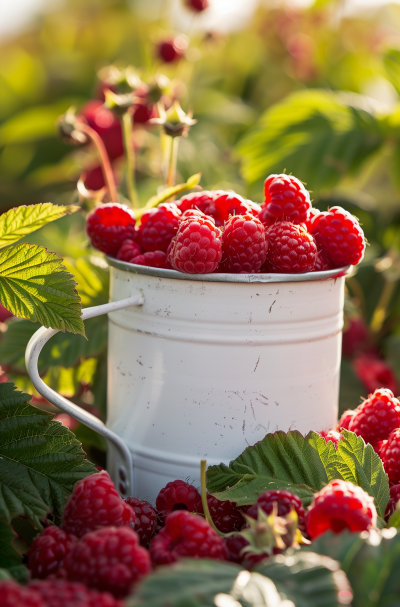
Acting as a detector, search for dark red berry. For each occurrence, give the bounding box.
[267,221,317,273]
[353,354,398,396]
[132,251,171,269]
[29,580,123,607]
[221,214,268,273]
[137,203,181,252]
[247,490,306,531]
[380,429,400,485]
[0,581,45,607]
[185,0,209,12]
[86,204,136,256]
[206,495,245,533]
[348,388,400,445]
[124,497,157,546]
[28,526,76,579]
[260,174,311,226]
[117,240,143,262]
[156,480,202,521]
[158,36,188,63]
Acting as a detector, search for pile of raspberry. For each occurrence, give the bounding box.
[86,174,366,275]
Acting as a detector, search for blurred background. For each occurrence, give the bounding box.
[2,0,400,464]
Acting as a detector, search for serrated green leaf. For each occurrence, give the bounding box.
[0,203,79,249]
[0,243,84,335]
[0,382,96,527]
[135,173,202,221]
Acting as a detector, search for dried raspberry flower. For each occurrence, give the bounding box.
[246,489,306,532]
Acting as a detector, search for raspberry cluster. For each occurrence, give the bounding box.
[86,174,365,275]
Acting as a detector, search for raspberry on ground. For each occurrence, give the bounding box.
[28,526,76,579]
[86,204,136,256]
[348,388,400,445]
[156,480,203,521]
[337,409,357,431]
[61,471,135,538]
[131,251,171,269]
[306,479,377,538]
[221,214,268,274]
[168,217,222,274]
[64,526,151,598]
[310,206,365,266]
[260,174,311,226]
[149,510,227,566]
[267,221,317,273]
[353,354,398,396]
[136,203,181,252]
[116,240,143,262]
[124,497,157,546]
[29,580,123,607]
[380,429,400,484]
[318,430,344,449]
[0,581,45,607]
[385,484,400,522]
[206,495,245,534]
[247,490,306,532]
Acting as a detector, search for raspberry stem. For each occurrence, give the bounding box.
[122,110,139,209]
[200,459,226,537]
[167,136,180,188]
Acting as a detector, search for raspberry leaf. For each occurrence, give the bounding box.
[0,243,84,335]
[0,382,96,527]
[0,522,28,584]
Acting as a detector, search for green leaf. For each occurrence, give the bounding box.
[135,173,202,221]
[0,243,84,335]
[237,90,383,194]
[383,49,400,96]
[0,203,79,249]
[256,551,351,607]
[388,509,400,529]
[0,382,96,527]
[0,521,29,583]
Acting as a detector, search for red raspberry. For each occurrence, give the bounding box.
[158,36,188,63]
[306,479,377,538]
[267,221,317,273]
[149,510,227,566]
[64,527,151,598]
[176,191,259,227]
[80,100,124,160]
[310,206,365,266]
[385,484,400,521]
[29,580,123,607]
[168,217,222,274]
[314,249,333,272]
[28,526,76,579]
[224,535,278,569]
[0,581,45,607]
[137,203,182,252]
[342,317,370,358]
[260,174,311,226]
[348,388,400,445]
[156,480,202,520]
[186,0,209,12]
[337,409,357,431]
[61,471,135,538]
[221,214,268,273]
[84,165,119,192]
[116,239,143,262]
[318,430,344,448]
[124,497,157,546]
[206,495,245,533]
[380,429,400,484]
[132,251,171,269]
[176,191,216,213]
[0,302,12,322]
[304,207,321,232]
[86,204,136,256]
[247,490,306,531]
[180,209,211,222]
[353,354,398,396]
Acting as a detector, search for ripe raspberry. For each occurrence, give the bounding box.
[304,207,321,232]
[247,490,306,532]
[180,209,210,222]
[337,409,356,431]
[176,191,259,227]
[86,204,136,256]
[353,354,398,396]
[342,317,370,358]
[116,239,143,262]
[260,174,311,226]
[137,203,181,253]
[0,581,45,607]
[306,479,377,538]
[158,36,188,63]
[176,191,216,213]
[385,484,400,521]
[374,439,387,456]
[186,0,209,12]
[80,100,124,160]
[314,249,333,272]
[380,429,400,484]
[168,217,222,274]
[267,221,317,273]
[29,580,123,607]
[61,471,135,538]
[149,510,227,566]
[224,535,267,568]
[132,251,171,269]
[64,527,151,598]
[28,526,76,579]
[310,206,365,266]
[206,495,245,533]
[318,430,344,448]
[348,388,400,445]
[124,497,157,546]
[221,215,268,273]
[156,480,202,521]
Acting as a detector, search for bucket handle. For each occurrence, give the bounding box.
[25,293,144,498]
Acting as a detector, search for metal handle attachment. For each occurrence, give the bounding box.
[25,293,144,497]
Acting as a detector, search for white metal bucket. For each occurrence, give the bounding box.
[26,261,349,504]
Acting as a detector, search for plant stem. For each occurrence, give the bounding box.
[200,459,225,537]
[122,111,139,209]
[77,122,118,202]
[167,137,180,188]
[370,279,396,336]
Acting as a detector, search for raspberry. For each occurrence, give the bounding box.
[124,497,157,546]
[61,471,135,538]
[86,204,136,256]
[149,510,227,566]
[385,484,400,521]
[260,174,311,226]
[206,495,245,533]
[137,203,182,253]
[116,240,143,262]
[28,526,76,579]
[176,191,216,213]
[186,0,209,12]
[353,354,398,396]
[132,251,171,269]
[337,409,357,431]
[181,209,211,222]
[318,430,344,448]
[156,480,202,521]
[306,479,377,538]
[373,439,387,455]
[221,214,268,273]
[342,317,370,358]
[314,249,333,272]
[310,206,365,266]
[304,207,321,232]
[176,191,259,227]
[267,221,317,273]
[64,527,151,598]
[80,100,124,160]
[247,490,306,531]
[348,388,400,445]
[168,217,222,274]
[158,36,188,63]
[380,429,400,484]
[0,581,45,607]
[29,580,123,607]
